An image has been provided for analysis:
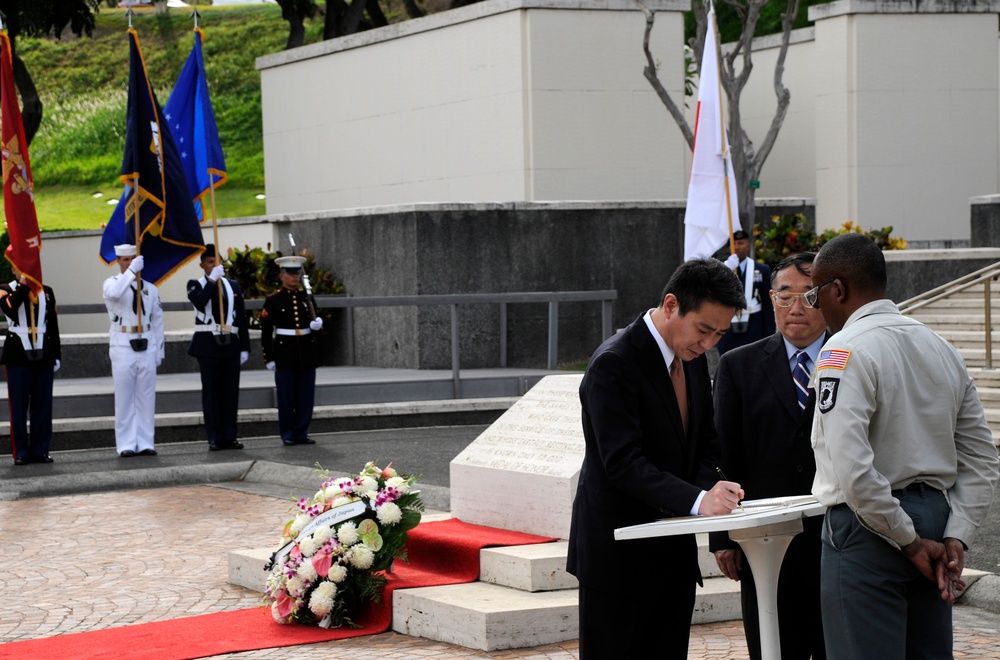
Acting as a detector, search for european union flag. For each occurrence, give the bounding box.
[100,28,204,286]
[164,28,227,221]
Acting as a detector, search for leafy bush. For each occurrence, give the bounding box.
[224,243,345,329]
[753,213,906,270]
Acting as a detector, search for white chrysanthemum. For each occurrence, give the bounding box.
[377,502,403,526]
[330,496,352,508]
[348,545,375,570]
[289,513,310,537]
[297,559,318,583]
[327,563,348,583]
[323,486,341,500]
[385,476,408,493]
[337,521,358,546]
[313,489,327,502]
[313,526,332,545]
[286,576,305,597]
[271,602,288,624]
[298,536,319,558]
[360,476,378,493]
[308,581,338,618]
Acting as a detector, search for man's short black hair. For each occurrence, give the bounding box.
[659,258,746,315]
[771,252,816,287]
[815,233,887,294]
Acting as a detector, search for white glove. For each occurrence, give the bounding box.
[129,255,145,274]
[209,265,225,282]
[240,351,249,366]
[155,356,163,368]
[724,254,740,271]
[54,359,61,373]
[266,361,276,372]
[309,317,323,332]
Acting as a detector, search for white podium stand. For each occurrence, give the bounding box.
[615,496,826,660]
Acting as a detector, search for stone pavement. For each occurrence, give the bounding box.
[3,481,1000,658]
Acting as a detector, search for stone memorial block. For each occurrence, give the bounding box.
[449,374,584,538]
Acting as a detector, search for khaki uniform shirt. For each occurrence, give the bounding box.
[810,299,998,548]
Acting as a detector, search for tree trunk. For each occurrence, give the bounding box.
[277,0,308,49]
[402,0,425,19]
[366,0,389,28]
[12,54,42,146]
[340,0,369,36]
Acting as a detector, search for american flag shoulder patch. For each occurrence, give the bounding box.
[817,349,851,370]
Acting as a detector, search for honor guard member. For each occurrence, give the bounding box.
[103,244,165,457]
[261,255,323,446]
[715,230,775,356]
[1,253,61,466]
[188,245,250,451]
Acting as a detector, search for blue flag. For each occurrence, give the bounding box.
[163,28,227,221]
[100,29,204,286]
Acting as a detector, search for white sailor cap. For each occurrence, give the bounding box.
[114,244,137,257]
[275,255,307,271]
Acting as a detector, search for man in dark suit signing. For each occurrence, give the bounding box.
[567,258,747,659]
[710,252,828,659]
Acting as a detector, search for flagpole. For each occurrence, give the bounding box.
[710,2,737,256]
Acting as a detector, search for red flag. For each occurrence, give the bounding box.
[0,31,42,299]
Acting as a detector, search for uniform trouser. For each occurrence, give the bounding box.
[110,344,157,453]
[821,488,952,660]
[197,354,241,444]
[7,366,54,460]
[275,368,316,441]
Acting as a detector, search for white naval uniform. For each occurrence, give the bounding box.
[103,268,165,454]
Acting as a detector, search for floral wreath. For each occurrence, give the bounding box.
[263,461,424,628]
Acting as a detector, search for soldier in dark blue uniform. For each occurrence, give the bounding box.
[187,245,250,451]
[1,261,61,465]
[261,255,323,445]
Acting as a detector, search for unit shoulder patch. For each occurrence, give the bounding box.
[818,377,839,414]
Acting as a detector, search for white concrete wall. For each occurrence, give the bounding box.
[257,0,689,214]
[812,9,998,241]
[43,220,275,334]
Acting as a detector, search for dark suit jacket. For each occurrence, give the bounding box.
[567,314,721,591]
[715,261,775,355]
[709,330,827,552]
[187,277,251,358]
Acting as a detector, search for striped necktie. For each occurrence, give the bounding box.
[792,350,811,411]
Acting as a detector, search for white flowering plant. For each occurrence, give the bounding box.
[263,461,423,628]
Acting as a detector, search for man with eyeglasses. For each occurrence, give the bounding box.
[710,252,828,660]
[809,233,998,659]
[715,229,775,356]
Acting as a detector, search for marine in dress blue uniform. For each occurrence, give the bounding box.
[260,256,323,445]
[1,263,61,466]
[187,245,250,451]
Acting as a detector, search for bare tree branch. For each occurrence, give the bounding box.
[753,0,799,177]
[636,0,693,148]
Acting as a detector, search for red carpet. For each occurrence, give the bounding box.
[0,519,556,660]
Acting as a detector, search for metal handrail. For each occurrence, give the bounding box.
[898,261,1000,370]
[59,290,618,397]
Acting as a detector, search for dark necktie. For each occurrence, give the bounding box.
[792,350,811,410]
[671,356,688,434]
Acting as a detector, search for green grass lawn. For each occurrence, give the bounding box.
[28,185,267,233]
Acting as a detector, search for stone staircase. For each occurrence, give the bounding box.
[227,516,741,651]
[899,265,1000,447]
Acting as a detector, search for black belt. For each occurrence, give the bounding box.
[891,482,939,497]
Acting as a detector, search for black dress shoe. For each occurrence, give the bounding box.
[138,449,158,456]
[120,450,136,457]
[226,440,245,450]
[13,457,28,466]
[281,438,297,446]
[31,456,54,464]
[296,436,316,445]
[209,442,222,451]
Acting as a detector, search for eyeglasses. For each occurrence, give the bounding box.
[803,278,838,309]
[770,291,817,309]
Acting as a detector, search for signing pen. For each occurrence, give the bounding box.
[716,467,745,512]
